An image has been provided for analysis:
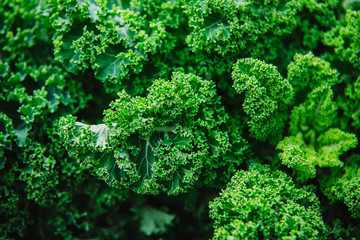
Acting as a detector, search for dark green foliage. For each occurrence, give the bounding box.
[323,10,360,70]
[59,72,247,195]
[277,85,357,181]
[1,0,360,239]
[210,164,328,239]
[337,76,360,129]
[232,58,294,143]
[287,52,340,92]
[321,154,360,219]
[184,0,301,59]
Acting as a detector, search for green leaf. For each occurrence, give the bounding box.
[277,134,317,181]
[232,58,294,143]
[278,84,357,181]
[287,52,339,92]
[337,76,360,129]
[74,122,111,149]
[323,10,360,70]
[317,128,358,167]
[321,154,360,219]
[289,85,337,135]
[94,46,128,83]
[59,72,244,195]
[209,165,328,239]
[133,137,158,182]
[132,205,175,236]
[185,0,301,57]
[14,123,30,147]
[53,32,84,74]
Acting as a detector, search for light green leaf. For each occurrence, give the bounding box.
[74,122,111,149]
[132,205,175,236]
[94,46,128,82]
[14,123,30,147]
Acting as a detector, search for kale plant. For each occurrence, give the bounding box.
[1,0,360,239]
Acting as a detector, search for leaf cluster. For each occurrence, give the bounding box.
[1,0,360,239]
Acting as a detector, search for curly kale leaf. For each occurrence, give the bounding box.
[287,52,339,93]
[296,0,341,49]
[209,164,328,239]
[184,0,301,58]
[0,113,15,169]
[0,182,29,238]
[320,154,360,219]
[232,58,294,143]
[59,72,247,195]
[289,85,337,135]
[277,85,358,181]
[337,76,360,129]
[50,0,166,93]
[277,129,357,181]
[131,205,175,236]
[323,10,360,71]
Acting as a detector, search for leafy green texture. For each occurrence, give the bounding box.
[289,86,337,134]
[277,85,357,181]
[287,52,339,92]
[232,58,294,143]
[132,205,175,236]
[50,0,167,95]
[209,164,328,239]
[184,0,301,58]
[2,0,360,239]
[59,72,247,195]
[320,154,360,219]
[323,10,360,70]
[337,76,360,129]
[296,0,341,49]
